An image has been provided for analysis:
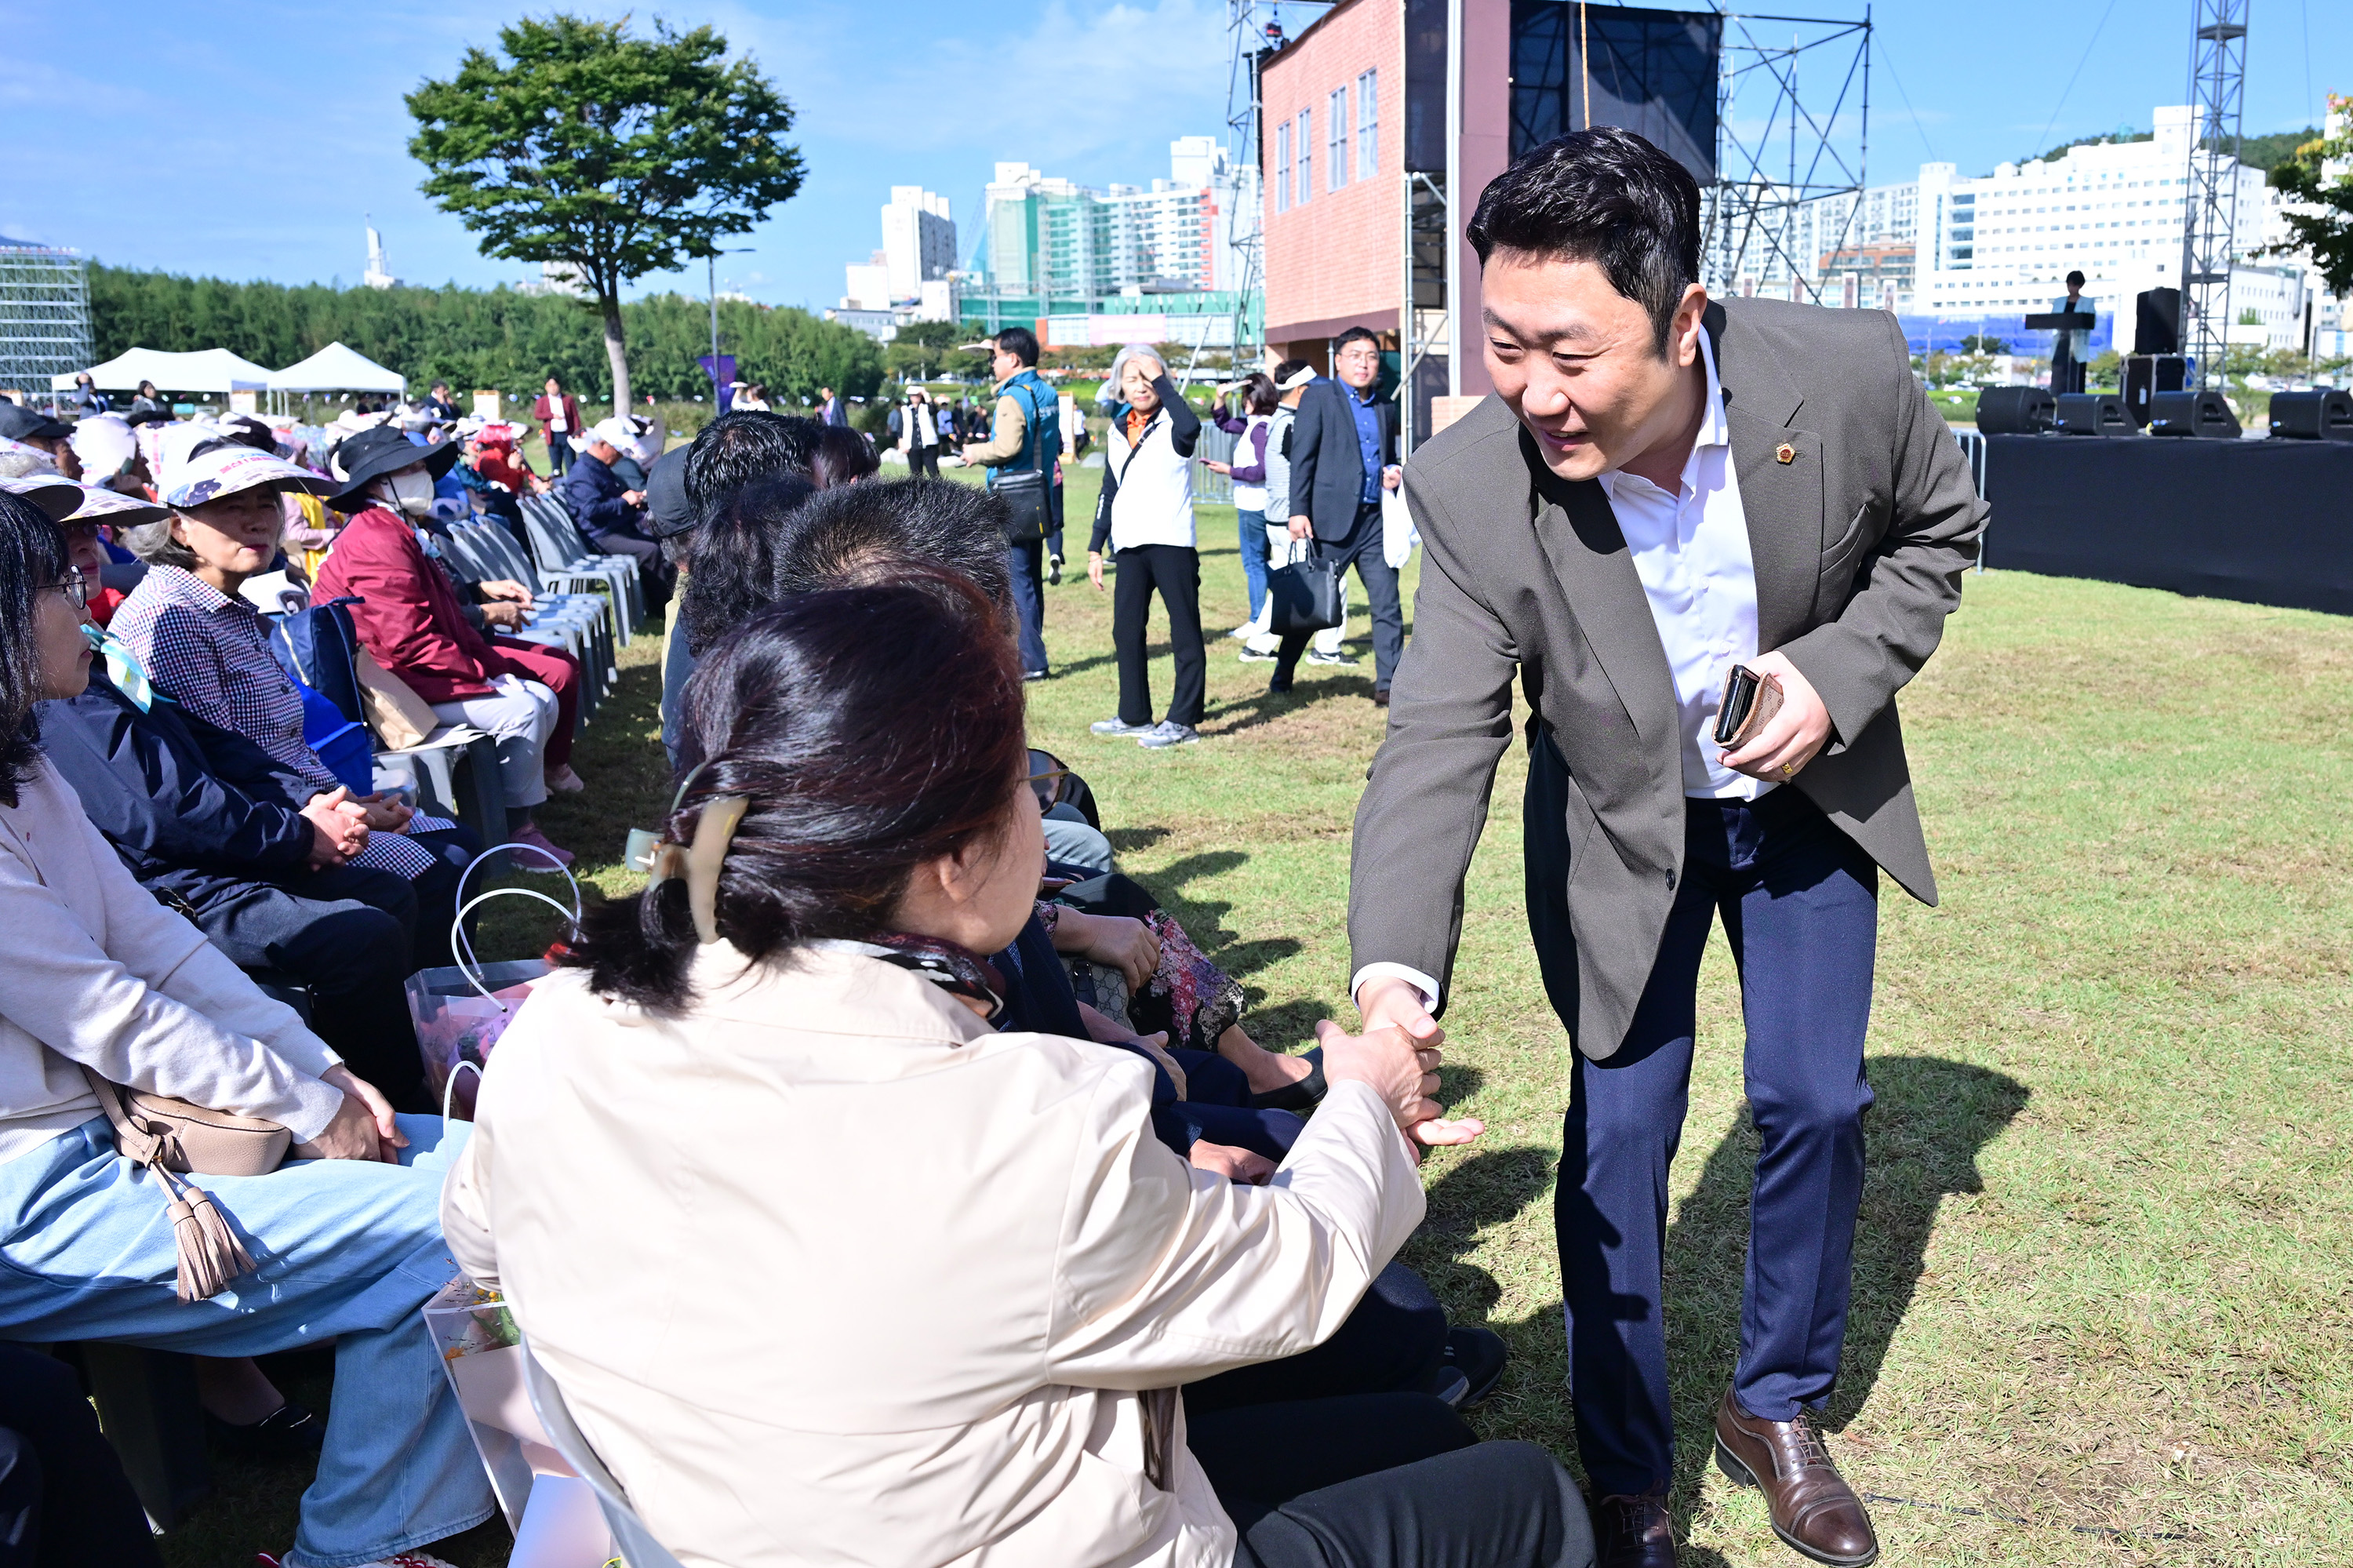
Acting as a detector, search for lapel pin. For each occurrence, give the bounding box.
[1775,442,1796,465]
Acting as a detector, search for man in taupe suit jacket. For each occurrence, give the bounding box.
[1349,130,1984,1568]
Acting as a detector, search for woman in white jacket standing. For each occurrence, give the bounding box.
[1087,347,1207,748]
[442,572,1593,1568]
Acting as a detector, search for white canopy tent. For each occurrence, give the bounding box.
[55,346,274,394]
[268,341,405,395]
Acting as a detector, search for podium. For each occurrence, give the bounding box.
[2025,311,2099,396]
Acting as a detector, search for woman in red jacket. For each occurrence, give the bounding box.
[315,427,577,866]
[530,377,581,477]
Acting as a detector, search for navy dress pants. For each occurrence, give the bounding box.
[1538,776,1878,1498]
[1006,539,1049,676]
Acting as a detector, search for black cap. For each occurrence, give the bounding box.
[0,404,71,443]
[642,445,695,539]
[327,424,460,511]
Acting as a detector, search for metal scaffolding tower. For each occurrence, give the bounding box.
[1219,0,1322,373]
[1704,9,1871,306]
[2179,0,2249,388]
[0,239,93,403]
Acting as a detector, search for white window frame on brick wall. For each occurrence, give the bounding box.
[1274,119,1291,215]
[1297,109,1312,208]
[1356,70,1378,179]
[1328,88,1348,191]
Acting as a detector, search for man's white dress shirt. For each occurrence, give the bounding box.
[1351,331,1766,1012]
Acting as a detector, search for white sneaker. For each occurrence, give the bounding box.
[1090,717,1154,737]
[263,1554,460,1568]
[1305,649,1360,668]
[1137,721,1200,748]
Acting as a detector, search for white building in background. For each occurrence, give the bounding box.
[880,187,956,299]
[362,223,398,289]
[1783,104,2329,351]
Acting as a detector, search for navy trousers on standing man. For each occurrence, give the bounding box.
[1529,734,1878,1499]
[1007,538,1049,677]
[1272,500,1404,689]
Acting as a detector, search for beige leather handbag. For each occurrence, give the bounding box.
[81,1068,286,1301]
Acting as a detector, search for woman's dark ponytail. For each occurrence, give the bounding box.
[562,570,1026,1013]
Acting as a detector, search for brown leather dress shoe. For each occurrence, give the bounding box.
[1591,1490,1678,1568]
[1713,1390,1878,1566]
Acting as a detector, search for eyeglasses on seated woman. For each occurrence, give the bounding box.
[442,566,1594,1568]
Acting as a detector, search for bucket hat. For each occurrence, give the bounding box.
[327,424,458,511]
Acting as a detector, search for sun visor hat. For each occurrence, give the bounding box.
[66,485,171,527]
[164,443,336,510]
[0,473,85,521]
[326,425,460,511]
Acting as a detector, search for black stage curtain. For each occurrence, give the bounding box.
[1983,435,2353,616]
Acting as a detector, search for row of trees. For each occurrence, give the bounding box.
[88,263,886,405]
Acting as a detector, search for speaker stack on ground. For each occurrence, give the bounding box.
[2055,394,2136,437]
[2122,355,2188,428]
[2268,388,2353,442]
[1974,386,2056,435]
[2147,390,2241,440]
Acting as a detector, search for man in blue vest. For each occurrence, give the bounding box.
[962,326,1063,679]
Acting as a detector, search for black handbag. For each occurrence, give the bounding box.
[1264,538,1344,636]
[992,382,1055,544]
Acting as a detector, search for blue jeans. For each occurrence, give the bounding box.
[1237,508,1270,621]
[0,1116,495,1567]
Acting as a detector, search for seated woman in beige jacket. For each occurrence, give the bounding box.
[442,569,1594,1568]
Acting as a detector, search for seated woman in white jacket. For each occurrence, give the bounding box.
[441,569,1594,1568]
[0,491,493,1568]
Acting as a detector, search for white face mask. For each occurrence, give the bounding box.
[383,467,435,516]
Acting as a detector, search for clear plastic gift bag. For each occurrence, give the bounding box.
[408,843,581,1119]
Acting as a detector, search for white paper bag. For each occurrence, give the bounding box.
[1381,487,1419,569]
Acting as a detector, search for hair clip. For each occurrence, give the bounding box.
[622,762,749,944]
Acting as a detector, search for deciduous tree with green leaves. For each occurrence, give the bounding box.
[406,14,805,410]
[2268,96,2353,294]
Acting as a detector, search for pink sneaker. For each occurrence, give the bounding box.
[546,763,586,794]
[507,821,576,869]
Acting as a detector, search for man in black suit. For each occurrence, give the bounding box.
[1269,326,1404,704]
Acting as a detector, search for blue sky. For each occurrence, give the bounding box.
[2,0,2344,312]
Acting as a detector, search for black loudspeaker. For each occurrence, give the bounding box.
[2122,355,2188,427]
[2056,392,2136,437]
[2133,287,2182,355]
[1974,385,2056,435]
[2147,389,2242,439]
[2268,387,2353,441]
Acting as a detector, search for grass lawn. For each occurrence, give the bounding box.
[158,463,2353,1565]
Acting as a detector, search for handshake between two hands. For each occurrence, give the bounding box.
[1321,980,1485,1151]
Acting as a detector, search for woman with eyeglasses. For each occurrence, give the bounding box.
[0,489,495,1568]
[442,567,1591,1568]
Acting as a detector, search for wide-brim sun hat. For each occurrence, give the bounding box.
[326,424,459,511]
[165,442,336,511]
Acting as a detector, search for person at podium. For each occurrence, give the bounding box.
[2049,270,2091,395]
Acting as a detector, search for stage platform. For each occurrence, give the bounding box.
[1981,434,2353,616]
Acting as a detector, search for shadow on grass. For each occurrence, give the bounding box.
[1654,1053,2029,1519]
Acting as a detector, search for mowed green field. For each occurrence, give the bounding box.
[165,460,2353,1566]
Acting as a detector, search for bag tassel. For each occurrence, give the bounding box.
[158,1167,255,1304]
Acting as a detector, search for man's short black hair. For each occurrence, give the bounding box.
[1466,126,1702,356]
[1333,326,1381,355]
[2065,270,2086,288]
[683,410,825,530]
[772,477,1012,609]
[995,326,1040,367]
